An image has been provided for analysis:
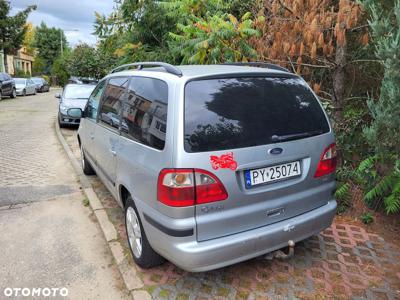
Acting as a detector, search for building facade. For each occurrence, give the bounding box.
[0,47,34,75]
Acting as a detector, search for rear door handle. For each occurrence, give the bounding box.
[110,149,117,156]
[90,133,95,139]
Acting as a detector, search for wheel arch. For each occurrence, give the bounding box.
[119,184,131,208]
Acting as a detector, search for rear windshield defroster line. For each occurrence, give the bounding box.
[184,77,330,153]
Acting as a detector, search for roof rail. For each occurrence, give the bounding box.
[110,62,182,77]
[223,62,290,73]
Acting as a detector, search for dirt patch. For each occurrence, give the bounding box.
[338,184,400,249]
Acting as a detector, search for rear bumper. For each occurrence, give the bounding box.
[144,200,336,272]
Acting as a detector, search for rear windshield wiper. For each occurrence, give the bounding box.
[271,130,323,142]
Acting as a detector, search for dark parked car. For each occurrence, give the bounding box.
[32,77,50,92]
[57,84,95,127]
[0,72,16,99]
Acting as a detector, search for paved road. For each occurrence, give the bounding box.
[61,100,400,299]
[0,91,128,299]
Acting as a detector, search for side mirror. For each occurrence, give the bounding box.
[67,108,83,119]
[55,93,61,99]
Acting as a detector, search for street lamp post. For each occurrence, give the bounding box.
[60,29,79,56]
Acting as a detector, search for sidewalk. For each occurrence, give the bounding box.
[0,91,128,299]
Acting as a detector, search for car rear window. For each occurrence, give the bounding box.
[184,76,330,153]
[64,85,95,99]
[14,78,25,84]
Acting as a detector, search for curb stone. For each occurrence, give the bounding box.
[95,209,118,242]
[132,290,152,300]
[84,188,103,210]
[54,121,150,299]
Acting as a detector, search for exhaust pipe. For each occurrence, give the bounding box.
[263,240,295,260]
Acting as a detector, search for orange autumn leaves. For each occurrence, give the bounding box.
[252,0,364,76]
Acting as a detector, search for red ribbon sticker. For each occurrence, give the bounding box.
[210,152,238,171]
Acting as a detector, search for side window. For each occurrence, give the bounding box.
[86,80,106,121]
[121,77,168,150]
[99,77,129,130]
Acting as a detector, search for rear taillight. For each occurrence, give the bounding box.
[314,143,337,178]
[157,169,228,207]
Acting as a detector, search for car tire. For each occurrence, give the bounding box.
[10,89,16,98]
[34,89,37,95]
[58,115,65,128]
[0,90,2,100]
[125,196,164,269]
[80,144,95,175]
[23,89,26,96]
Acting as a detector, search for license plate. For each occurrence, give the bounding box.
[245,161,301,187]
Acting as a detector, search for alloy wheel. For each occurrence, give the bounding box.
[126,207,142,258]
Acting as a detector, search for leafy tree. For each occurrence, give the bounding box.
[0,0,36,71]
[66,43,113,79]
[161,0,230,20]
[34,22,67,74]
[32,56,47,75]
[362,0,400,155]
[161,0,255,20]
[226,0,257,18]
[355,0,400,214]
[249,0,384,168]
[95,0,177,64]
[251,0,371,123]
[22,22,35,55]
[169,12,261,64]
[94,0,258,65]
[51,53,70,87]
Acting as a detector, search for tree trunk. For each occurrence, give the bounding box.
[3,51,8,73]
[332,42,346,126]
[332,42,347,162]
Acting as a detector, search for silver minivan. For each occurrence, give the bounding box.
[74,62,337,272]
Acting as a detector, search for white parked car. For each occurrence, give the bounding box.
[14,78,37,96]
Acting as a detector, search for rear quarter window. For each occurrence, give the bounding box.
[184,76,330,153]
[121,77,168,150]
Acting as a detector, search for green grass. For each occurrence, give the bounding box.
[82,197,90,207]
[361,212,374,224]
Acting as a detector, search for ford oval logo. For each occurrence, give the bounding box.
[269,147,283,155]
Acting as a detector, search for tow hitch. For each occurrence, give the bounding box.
[264,240,295,260]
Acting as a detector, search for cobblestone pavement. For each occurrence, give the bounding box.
[0,92,77,205]
[62,127,400,300]
[0,92,129,299]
